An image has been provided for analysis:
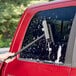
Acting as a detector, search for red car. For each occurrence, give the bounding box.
[0,0,76,76]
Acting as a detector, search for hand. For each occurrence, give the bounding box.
[0,52,15,63]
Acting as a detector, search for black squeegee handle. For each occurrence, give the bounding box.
[3,34,45,62]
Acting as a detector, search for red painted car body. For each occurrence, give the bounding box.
[0,0,76,76]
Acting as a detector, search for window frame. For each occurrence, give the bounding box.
[18,6,76,67]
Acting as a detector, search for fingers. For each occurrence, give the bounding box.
[5,57,15,63]
[4,52,15,63]
[0,52,15,63]
[1,52,14,59]
[7,52,15,57]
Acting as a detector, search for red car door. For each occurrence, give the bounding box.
[1,0,76,76]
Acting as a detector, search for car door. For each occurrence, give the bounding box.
[3,1,76,76]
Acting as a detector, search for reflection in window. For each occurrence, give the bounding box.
[20,6,76,64]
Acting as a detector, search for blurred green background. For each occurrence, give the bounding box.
[0,0,52,48]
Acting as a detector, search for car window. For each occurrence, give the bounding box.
[20,6,76,65]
